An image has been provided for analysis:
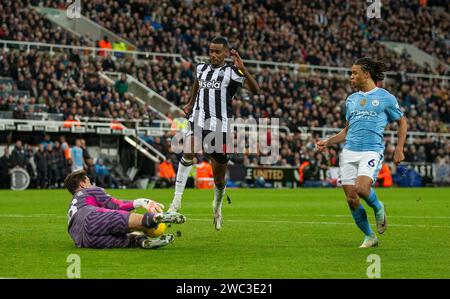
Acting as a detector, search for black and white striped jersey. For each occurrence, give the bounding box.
[188,62,245,133]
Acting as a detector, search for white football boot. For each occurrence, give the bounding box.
[213,199,223,231]
[128,232,174,249]
[359,234,379,248]
[141,234,175,249]
[375,202,387,234]
[154,211,186,224]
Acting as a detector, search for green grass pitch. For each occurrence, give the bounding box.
[0,188,449,278]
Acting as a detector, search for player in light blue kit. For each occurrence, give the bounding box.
[316,57,407,248]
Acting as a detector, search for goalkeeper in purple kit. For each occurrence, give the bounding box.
[64,170,186,249]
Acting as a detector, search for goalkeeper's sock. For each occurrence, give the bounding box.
[127,232,147,248]
[361,188,382,214]
[173,157,193,201]
[142,212,158,229]
[350,204,373,237]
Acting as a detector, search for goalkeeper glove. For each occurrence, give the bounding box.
[133,198,165,213]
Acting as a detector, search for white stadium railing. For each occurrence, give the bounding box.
[1,40,448,82]
[0,39,185,62]
[194,55,450,83]
[0,118,170,136]
[1,118,448,143]
[0,118,292,135]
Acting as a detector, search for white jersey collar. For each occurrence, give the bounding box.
[358,87,379,96]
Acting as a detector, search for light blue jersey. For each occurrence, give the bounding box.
[344,87,403,152]
[71,146,84,168]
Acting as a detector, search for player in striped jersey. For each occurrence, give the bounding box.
[168,36,260,230]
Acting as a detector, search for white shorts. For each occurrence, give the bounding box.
[339,149,384,185]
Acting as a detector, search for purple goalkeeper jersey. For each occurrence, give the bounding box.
[67,187,134,246]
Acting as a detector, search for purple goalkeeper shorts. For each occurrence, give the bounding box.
[81,209,131,249]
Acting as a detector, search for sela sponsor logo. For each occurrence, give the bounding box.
[200,80,222,89]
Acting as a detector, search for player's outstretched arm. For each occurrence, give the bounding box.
[393,116,407,165]
[90,190,135,211]
[316,122,349,152]
[230,49,260,94]
[98,194,164,212]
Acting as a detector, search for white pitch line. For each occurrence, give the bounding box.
[187,218,450,229]
[315,214,450,220]
[2,213,450,220]
[0,214,66,218]
[184,213,450,220]
[1,214,450,229]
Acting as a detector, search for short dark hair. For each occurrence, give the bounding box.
[64,170,87,195]
[210,36,229,49]
[354,57,388,82]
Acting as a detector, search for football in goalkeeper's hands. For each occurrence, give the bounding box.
[147,223,167,238]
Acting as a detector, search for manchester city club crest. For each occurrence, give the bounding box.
[360,98,366,106]
[372,99,380,106]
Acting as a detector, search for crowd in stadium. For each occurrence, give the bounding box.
[0,1,90,46]
[3,0,446,75]
[0,135,121,189]
[0,49,160,124]
[0,0,449,188]
[40,0,449,75]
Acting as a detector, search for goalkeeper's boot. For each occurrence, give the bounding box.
[359,234,379,248]
[155,211,186,224]
[141,234,175,249]
[375,202,387,234]
[213,199,223,231]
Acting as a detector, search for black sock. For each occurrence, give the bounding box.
[142,212,158,229]
[127,233,147,248]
